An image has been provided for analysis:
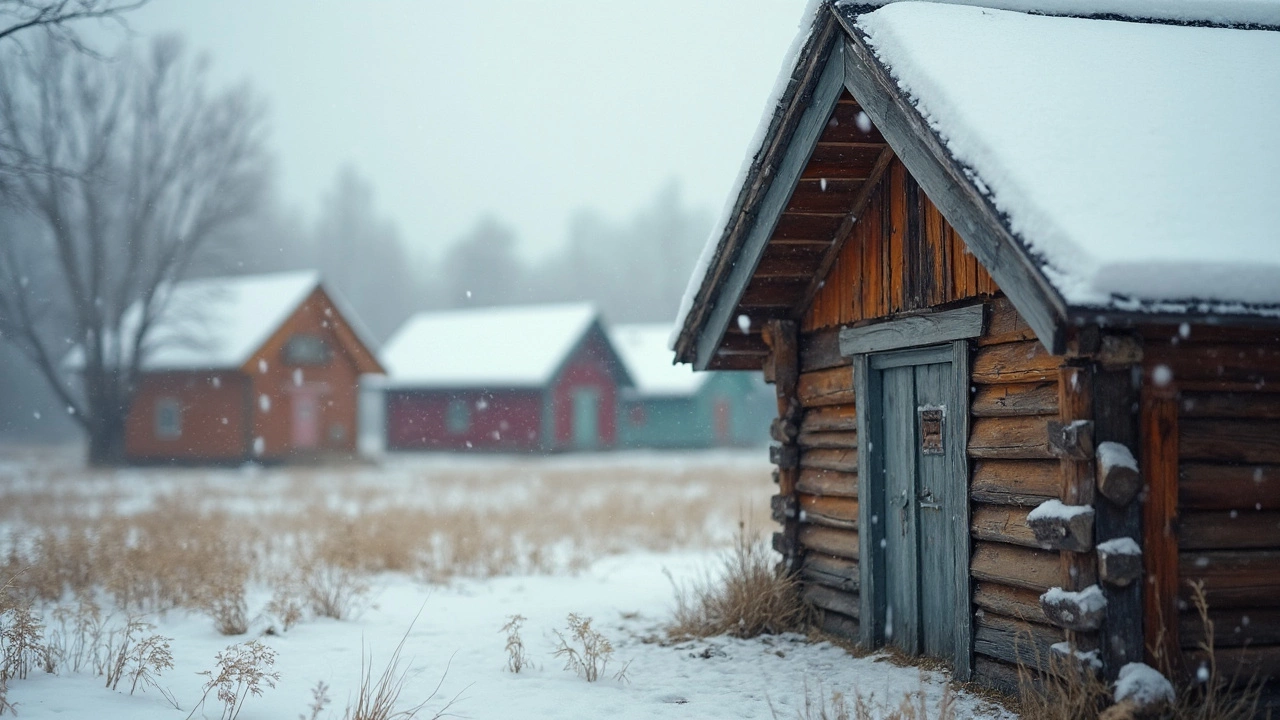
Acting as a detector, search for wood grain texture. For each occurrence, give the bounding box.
[974,581,1051,624]
[796,467,859,498]
[837,304,983,356]
[801,447,858,473]
[800,404,858,432]
[968,416,1054,459]
[1180,463,1280,511]
[799,494,860,531]
[971,504,1040,548]
[798,366,856,407]
[971,541,1065,592]
[972,341,1061,384]
[1143,389,1181,670]
[801,553,860,594]
[804,583,861,619]
[971,382,1059,417]
[799,524,860,561]
[970,459,1059,506]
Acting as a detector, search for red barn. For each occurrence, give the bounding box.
[115,271,383,463]
[381,304,630,452]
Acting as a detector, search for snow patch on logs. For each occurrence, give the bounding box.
[1040,584,1106,631]
[1050,641,1101,672]
[1097,441,1141,506]
[1028,499,1095,551]
[1098,537,1143,587]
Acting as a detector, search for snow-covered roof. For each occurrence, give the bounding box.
[674,0,1280,363]
[382,303,601,389]
[65,270,326,372]
[609,324,710,398]
[856,2,1280,311]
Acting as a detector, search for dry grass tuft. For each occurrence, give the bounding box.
[552,613,619,683]
[344,613,463,720]
[187,640,280,720]
[777,678,958,720]
[1015,642,1109,720]
[1166,582,1264,720]
[667,523,807,640]
[500,614,530,673]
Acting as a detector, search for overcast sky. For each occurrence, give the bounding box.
[116,1,808,261]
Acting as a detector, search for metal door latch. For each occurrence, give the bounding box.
[919,405,945,455]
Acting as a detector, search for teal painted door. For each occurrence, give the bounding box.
[572,387,599,450]
[874,351,964,662]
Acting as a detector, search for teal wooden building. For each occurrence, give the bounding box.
[610,324,772,449]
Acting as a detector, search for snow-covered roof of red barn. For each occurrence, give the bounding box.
[672,0,1280,365]
[382,303,615,390]
[66,270,380,372]
[609,324,710,398]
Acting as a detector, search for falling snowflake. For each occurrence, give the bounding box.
[1152,364,1173,387]
[253,437,265,455]
[258,359,269,374]
[737,314,751,334]
[293,369,303,386]
[259,394,271,412]
[855,111,872,133]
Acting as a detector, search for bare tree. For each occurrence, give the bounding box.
[0,36,269,464]
[0,0,145,45]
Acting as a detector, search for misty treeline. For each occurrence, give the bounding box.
[219,171,712,342]
[0,18,714,452]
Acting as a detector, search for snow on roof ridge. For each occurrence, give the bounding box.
[382,302,602,389]
[610,323,710,397]
[858,3,1280,311]
[838,0,1280,28]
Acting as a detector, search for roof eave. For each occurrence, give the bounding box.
[673,4,842,368]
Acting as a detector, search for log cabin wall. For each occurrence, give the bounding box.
[1141,326,1280,685]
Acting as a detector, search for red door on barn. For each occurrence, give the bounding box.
[292,389,321,449]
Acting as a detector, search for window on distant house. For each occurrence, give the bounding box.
[446,399,470,434]
[155,398,181,439]
[283,334,330,365]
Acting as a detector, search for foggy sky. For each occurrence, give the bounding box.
[118,1,808,262]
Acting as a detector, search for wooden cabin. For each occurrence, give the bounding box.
[120,271,383,463]
[609,323,773,449]
[381,304,631,452]
[671,0,1280,695]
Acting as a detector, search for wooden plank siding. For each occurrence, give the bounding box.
[801,159,997,333]
[1140,327,1280,683]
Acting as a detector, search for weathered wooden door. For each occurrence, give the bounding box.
[860,343,971,676]
[572,387,599,450]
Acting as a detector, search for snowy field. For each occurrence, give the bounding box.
[0,448,1015,719]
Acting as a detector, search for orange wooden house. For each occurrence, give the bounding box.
[119,271,383,463]
[672,0,1280,698]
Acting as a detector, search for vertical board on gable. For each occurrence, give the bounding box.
[801,160,999,333]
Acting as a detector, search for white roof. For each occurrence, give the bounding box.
[382,303,600,389]
[66,270,323,371]
[857,2,1280,311]
[609,324,709,398]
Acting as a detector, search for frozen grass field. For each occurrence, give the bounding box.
[0,448,1014,719]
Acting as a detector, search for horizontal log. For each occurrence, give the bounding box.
[802,143,885,180]
[1040,586,1105,632]
[797,430,857,450]
[1146,345,1280,390]
[798,524,859,561]
[801,447,858,473]
[1181,608,1280,649]
[1185,645,1280,683]
[1179,550,1280,608]
[797,366,856,408]
[740,278,808,308]
[1180,463,1280,511]
[800,404,858,433]
[1180,392,1280,419]
[786,179,864,215]
[1097,540,1143,587]
[969,416,1054,459]
[971,541,1065,592]
[815,606,859,641]
[1179,511,1280,550]
[1139,325,1280,346]
[799,329,845,373]
[971,504,1040,548]
[798,494,859,531]
[770,442,799,468]
[800,553,859,594]
[1181,419,1280,464]
[972,341,1061,385]
[971,382,1059,417]
[1096,442,1142,507]
[795,467,858,498]
[970,459,1059,507]
[1047,420,1094,461]
[770,494,797,523]
[974,581,1050,624]
[974,612,1065,671]
[1026,501,1095,552]
[972,656,1023,696]
[802,583,860,619]
[978,296,1038,348]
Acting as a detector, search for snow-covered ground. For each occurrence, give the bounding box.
[0,449,1015,719]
